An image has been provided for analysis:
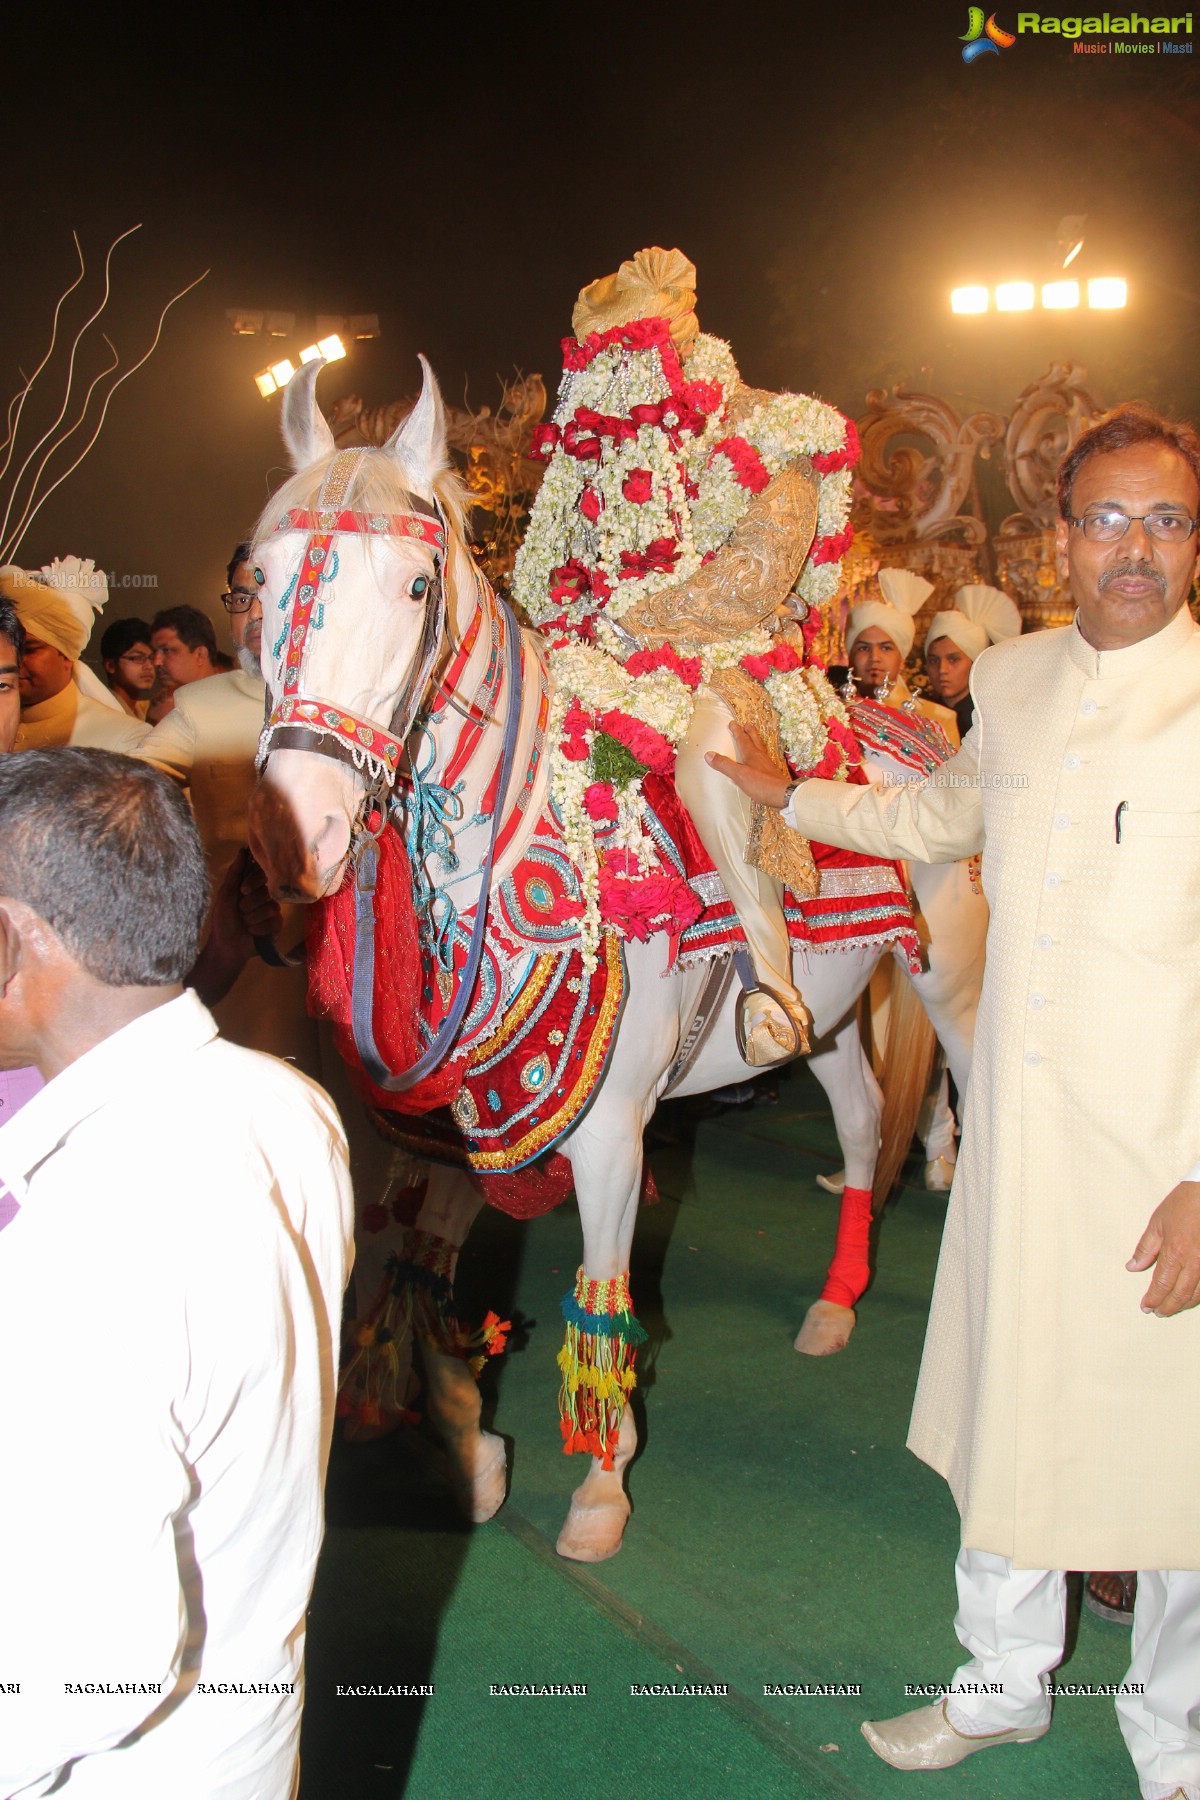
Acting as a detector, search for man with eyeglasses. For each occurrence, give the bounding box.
[138,544,321,1077]
[100,616,157,721]
[708,404,1200,1800]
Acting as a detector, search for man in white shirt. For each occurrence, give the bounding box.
[0,749,354,1799]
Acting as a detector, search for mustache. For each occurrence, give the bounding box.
[1098,560,1167,595]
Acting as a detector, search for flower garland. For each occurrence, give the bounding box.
[512,319,856,634]
[514,314,861,966]
[546,629,860,966]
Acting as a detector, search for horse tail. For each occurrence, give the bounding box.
[873,971,938,1206]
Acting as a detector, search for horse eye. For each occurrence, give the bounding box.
[409,575,429,600]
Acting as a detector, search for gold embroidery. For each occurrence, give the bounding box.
[622,461,818,645]
[707,666,819,899]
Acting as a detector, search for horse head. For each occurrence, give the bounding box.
[248,355,465,903]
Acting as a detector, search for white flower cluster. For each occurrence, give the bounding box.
[513,333,853,629]
[544,642,697,967]
[764,666,854,776]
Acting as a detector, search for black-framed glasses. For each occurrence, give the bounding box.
[220,589,260,614]
[118,650,155,666]
[1071,509,1198,544]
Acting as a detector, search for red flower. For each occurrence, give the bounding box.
[579,486,603,523]
[810,524,854,566]
[681,378,723,416]
[584,782,619,821]
[629,402,664,430]
[530,422,562,461]
[740,642,803,683]
[597,708,676,776]
[625,645,702,689]
[361,1200,389,1234]
[811,417,859,475]
[561,700,593,762]
[622,469,653,504]
[713,435,770,493]
[598,857,704,941]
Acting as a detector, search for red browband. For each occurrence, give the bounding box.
[271,506,446,551]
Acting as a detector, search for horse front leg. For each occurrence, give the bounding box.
[408,1166,510,1523]
[554,1109,647,1562]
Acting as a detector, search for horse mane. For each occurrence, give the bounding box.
[253,445,471,549]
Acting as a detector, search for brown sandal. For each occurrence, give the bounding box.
[1084,1570,1136,1625]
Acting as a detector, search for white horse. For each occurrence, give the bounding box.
[247,359,982,1563]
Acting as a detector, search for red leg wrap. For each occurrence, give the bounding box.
[821,1185,874,1309]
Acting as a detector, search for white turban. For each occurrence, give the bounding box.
[846,568,933,659]
[924,583,1022,662]
[0,555,108,660]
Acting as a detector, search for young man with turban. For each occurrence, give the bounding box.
[0,557,150,753]
[924,583,1022,741]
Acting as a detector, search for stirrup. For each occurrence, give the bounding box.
[735,984,805,1068]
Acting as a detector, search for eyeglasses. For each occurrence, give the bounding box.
[118,650,155,666]
[1071,509,1198,544]
[220,589,260,614]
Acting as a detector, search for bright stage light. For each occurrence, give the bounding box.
[254,369,278,398]
[951,286,989,314]
[996,282,1034,313]
[1042,281,1080,310]
[317,333,347,361]
[298,344,322,364]
[270,358,297,388]
[1088,277,1127,310]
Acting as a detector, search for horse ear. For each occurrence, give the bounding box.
[281,360,336,470]
[385,355,447,492]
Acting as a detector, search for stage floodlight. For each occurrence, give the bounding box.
[995,282,1034,313]
[270,358,297,388]
[1087,277,1127,310]
[298,344,322,364]
[347,313,381,340]
[254,369,278,398]
[317,333,347,362]
[228,310,264,336]
[951,286,989,314]
[1042,281,1080,310]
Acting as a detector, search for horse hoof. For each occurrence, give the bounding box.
[451,1431,508,1524]
[555,1495,630,1563]
[794,1299,856,1357]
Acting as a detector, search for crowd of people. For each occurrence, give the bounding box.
[0,393,1196,1800]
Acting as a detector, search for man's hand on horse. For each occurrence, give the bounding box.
[705,723,793,809]
[1127,1179,1200,1316]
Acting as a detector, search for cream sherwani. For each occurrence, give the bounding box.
[15,682,150,754]
[785,603,1200,1573]
[137,672,322,1079]
[138,670,266,890]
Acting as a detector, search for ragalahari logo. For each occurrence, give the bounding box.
[961,6,1017,58]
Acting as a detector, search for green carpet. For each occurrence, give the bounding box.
[299,1066,1139,1799]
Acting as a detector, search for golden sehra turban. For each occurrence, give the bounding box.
[571,247,699,353]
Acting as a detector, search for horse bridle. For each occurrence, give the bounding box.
[255,448,525,1093]
[256,449,449,799]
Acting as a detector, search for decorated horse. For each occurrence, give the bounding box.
[247,310,981,1562]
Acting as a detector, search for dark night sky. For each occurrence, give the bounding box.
[4,3,1197,629]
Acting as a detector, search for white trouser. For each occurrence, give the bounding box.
[946,1547,1200,1798]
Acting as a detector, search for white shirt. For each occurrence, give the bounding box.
[0,993,354,1798]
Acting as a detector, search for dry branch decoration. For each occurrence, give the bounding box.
[0,226,207,565]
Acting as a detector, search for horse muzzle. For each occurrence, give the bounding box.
[248,750,361,903]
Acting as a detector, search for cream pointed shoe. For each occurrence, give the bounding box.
[861,1699,1049,1770]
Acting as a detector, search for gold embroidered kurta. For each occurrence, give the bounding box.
[784,604,1200,1570]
